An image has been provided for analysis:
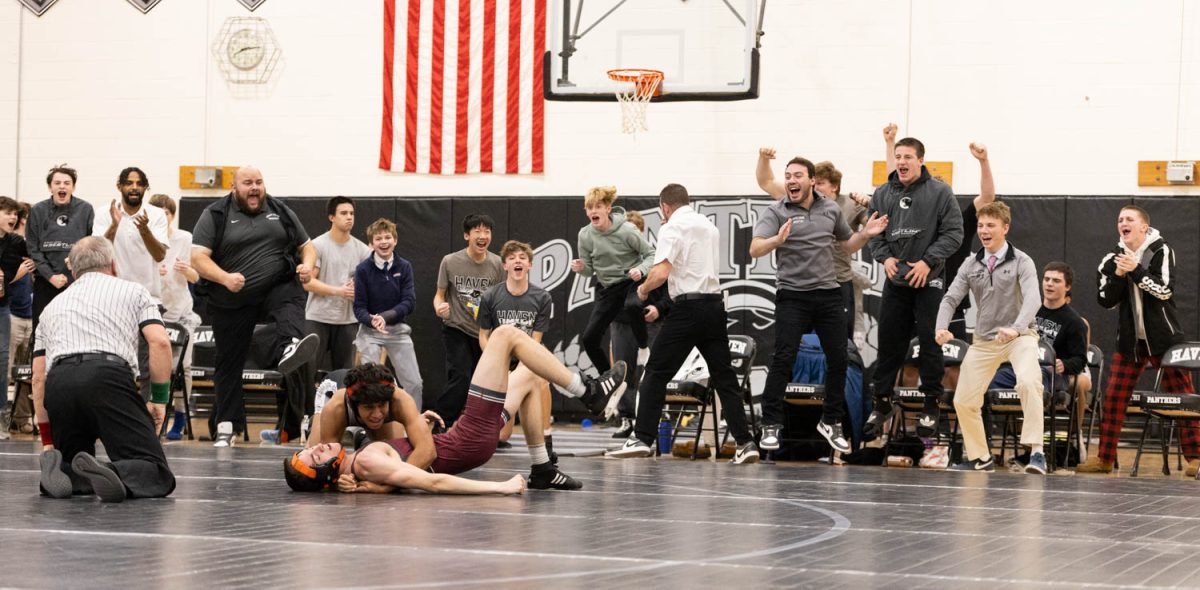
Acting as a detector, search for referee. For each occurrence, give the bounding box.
[607,184,759,463]
[35,237,175,503]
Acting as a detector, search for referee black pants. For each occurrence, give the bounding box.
[208,279,307,437]
[633,297,753,446]
[44,358,175,498]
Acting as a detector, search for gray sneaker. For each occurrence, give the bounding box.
[39,449,73,499]
[1025,451,1048,475]
[759,424,782,451]
[731,441,760,464]
[71,452,126,503]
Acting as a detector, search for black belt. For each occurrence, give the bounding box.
[674,292,722,302]
[55,352,130,368]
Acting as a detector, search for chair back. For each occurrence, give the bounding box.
[727,335,756,375]
[906,337,969,365]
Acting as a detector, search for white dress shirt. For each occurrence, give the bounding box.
[653,205,721,298]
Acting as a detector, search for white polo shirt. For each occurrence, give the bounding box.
[654,205,721,298]
[93,202,169,303]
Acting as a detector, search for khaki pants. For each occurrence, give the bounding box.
[953,332,1044,461]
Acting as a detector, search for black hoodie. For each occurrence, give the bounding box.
[867,166,963,286]
[1097,228,1185,357]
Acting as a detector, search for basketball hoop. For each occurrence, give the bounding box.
[608,68,663,134]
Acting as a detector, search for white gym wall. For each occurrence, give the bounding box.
[2,0,1199,211]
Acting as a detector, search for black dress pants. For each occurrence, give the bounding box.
[633,296,752,446]
[761,288,848,426]
[44,357,175,498]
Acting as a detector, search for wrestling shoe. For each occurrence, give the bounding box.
[1025,451,1048,475]
[607,436,653,458]
[758,424,782,451]
[582,361,628,417]
[916,396,940,438]
[212,421,236,448]
[611,417,634,439]
[947,455,995,472]
[278,333,319,376]
[529,463,582,490]
[71,452,126,503]
[39,449,73,499]
[862,400,894,441]
[816,421,851,454]
[730,441,760,465]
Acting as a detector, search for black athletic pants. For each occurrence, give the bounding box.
[436,325,484,426]
[581,279,647,374]
[871,280,945,401]
[208,279,306,437]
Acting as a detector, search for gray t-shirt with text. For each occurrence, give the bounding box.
[753,194,851,292]
[477,282,552,336]
[436,248,504,337]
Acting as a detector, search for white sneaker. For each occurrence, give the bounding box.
[636,347,650,367]
[606,436,653,458]
[213,421,236,448]
[731,441,761,464]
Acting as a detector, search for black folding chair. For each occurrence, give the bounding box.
[161,321,193,440]
[1083,344,1106,453]
[662,335,757,460]
[986,339,1073,471]
[1130,342,1200,479]
[886,338,968,461]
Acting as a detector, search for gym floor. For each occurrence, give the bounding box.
[2,429,1198,589]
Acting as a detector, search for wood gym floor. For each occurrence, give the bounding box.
[1,428,1199,589]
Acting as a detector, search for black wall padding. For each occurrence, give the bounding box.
[182,195,1199,411]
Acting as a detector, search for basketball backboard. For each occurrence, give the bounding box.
[545,0,763,102]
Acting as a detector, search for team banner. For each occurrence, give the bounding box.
[126,0,163,13]
[15,0,58,17]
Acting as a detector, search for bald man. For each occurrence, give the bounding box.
[191,166,319,447]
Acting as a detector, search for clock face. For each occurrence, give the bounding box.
[227,28,266,70]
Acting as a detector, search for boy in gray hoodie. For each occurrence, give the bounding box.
[570,186,655,376]
[936,201,1045,474]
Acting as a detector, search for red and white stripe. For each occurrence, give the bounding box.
[380,0,545,175]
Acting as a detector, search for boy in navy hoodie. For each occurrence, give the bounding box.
[353,218,424,409]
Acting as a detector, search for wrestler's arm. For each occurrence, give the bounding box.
[391,387,436,469]
[354,445,525,495]
[315,390,349,445]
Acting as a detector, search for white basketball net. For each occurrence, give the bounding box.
[610,70,662,134]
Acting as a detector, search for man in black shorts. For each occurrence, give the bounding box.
[285,325,626,493]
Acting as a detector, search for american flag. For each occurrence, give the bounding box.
[379,0,546,175]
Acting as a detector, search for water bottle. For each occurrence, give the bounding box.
[657,416,672,454]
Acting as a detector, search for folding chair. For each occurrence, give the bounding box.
[779,336,867,463]
[886,337,968,461]
[161,321,194,440]
[1083,344,1107,452]
[986,339,1072,471]
[661,335,757,460]
[1129,342,1200,479]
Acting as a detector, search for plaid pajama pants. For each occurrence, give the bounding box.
[1096,347,1199,463]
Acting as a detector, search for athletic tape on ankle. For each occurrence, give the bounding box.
[151,382,171,404]
[38,422,52,446]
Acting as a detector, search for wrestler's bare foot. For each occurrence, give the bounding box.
[499,474,527,495]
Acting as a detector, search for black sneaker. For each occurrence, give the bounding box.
[916,396,940,438]
[581,361,628,416]
[529,464,582,490]
[947,455,995,472]
[39,449,72,499]
[816,421,851,453]
[730,441,760,464]
[278,333,320,376]
[71,452,127,502]
[862,400,894,441]
[611,417,634,439]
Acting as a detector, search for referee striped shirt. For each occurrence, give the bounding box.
[33,271,163,376]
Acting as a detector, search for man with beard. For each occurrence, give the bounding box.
[28,165,95,335]
[191,166,319,447]
[94,167,169,302]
